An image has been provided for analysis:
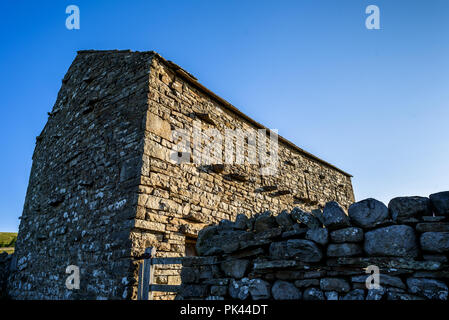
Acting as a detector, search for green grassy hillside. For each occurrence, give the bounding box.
[0,232,17,254]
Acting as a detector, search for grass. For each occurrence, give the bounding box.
[0,232,17,249]
[0,247,14,254]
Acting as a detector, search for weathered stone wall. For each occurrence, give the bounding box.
[8,50,153,299]
[128,54,354,299]
[9,50,354,300]
[178,192,449,300]
[0,253,12,299]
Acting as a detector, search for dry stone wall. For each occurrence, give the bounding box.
[178,191,449,300]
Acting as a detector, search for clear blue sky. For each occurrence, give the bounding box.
[1,1,448,232]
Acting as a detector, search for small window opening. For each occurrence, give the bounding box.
[185,237,198,257]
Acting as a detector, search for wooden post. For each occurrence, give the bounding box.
[148,247,156,300]
[138,247,156,300]
[137,259,144,300]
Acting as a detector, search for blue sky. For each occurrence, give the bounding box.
[1,0,448,232]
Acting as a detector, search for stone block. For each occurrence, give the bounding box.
[420,232,449,253]
[388,196,431,221]
[305,228,329,246]
[303,287,325,300]
[322,202,350,230]
[364,225,418,258]
[348,198,389,229]
[320,278,350,293]
[272,280,302,300]
[330,227,364,243]
[327,243,362,257]
[429,191,449,216]
[406,277,448,300]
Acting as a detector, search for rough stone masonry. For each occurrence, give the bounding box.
[179,192,449,300]
[6,50,354,300]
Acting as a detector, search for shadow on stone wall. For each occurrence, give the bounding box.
[0,252,12,299]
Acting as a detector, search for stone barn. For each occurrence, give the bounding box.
[7,50,354,299]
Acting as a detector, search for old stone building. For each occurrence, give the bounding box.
[8,50,354,299]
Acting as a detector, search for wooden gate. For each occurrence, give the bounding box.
[137,247,182,300]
